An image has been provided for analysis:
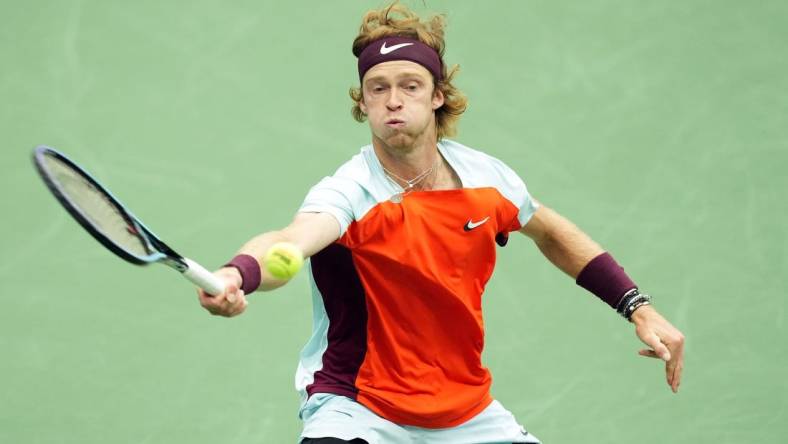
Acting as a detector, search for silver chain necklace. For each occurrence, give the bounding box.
[380,154,441,203]
[382,156,440,202]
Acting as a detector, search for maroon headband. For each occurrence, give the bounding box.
[357,36,443,82]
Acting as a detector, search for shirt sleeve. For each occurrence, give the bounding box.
[298,176,358,237]
[488,156,540,231]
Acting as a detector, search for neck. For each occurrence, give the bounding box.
[371,126,440,181]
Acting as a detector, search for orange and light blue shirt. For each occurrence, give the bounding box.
[295,139,538,428]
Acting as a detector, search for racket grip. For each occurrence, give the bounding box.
[182,258,225,296]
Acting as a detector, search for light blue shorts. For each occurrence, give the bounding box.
[299,393,540,444]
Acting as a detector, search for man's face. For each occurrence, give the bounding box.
[359,61,445,150]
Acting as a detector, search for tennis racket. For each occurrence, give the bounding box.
[32,145,225,296]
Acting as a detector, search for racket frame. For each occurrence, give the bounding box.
[32,146,223,295]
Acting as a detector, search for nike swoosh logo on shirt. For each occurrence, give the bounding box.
[380,42,414,55]
[463,217,490,231]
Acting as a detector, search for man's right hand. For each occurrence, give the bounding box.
[197,267,248,317]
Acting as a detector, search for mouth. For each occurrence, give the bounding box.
[385,119,405,128]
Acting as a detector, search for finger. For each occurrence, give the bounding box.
[225,280,241,303]
[225,291,247,317]
[665,354,682,392]
[666,362,679,392]
[642,333,671,362]
[670,364,682,393]
[638,349,661,359]
[665,334,685,392]
[666,363,674,389]
[197,289,213,305]
[199,291,221,311]
[198,289,231,316]
[229,298,249,317]
[669,350,684,393]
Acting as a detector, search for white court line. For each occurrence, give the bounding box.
[521,375,583,420]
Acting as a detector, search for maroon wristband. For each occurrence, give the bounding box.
[224,254,262,294]
[576,252,637,309]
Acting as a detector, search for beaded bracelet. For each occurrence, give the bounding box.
[616,289,652,321]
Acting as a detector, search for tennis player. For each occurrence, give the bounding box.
[198,3,685,443]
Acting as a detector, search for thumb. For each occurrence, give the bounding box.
[224,280,241,304]
[648,333,672,362]
[639,327,671,361]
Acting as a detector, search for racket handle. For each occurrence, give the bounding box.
[182,258,225,296]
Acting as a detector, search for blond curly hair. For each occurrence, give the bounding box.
[349,2,468,141]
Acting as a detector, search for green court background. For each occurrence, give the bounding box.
[1,1,786,442]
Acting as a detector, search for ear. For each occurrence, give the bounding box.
[431,87,445,110]
[359,96,368,115]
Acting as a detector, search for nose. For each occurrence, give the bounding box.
[386,88,403,111]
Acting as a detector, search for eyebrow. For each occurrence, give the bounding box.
[364,72,427,85]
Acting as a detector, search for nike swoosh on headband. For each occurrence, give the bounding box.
[463,217,490,231]
[380,42,415,55]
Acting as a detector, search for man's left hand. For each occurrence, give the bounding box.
[631,305,685,393]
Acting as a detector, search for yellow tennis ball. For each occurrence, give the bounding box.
[264,242,304,280]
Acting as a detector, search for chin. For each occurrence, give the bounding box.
[385,133,415,149]
[373,127,414,149]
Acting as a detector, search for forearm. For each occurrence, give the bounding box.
[522,204,634,310]
[521,205,684,391]
[226,212,341,292]
[232,230,295,291]
[524,206,604,278]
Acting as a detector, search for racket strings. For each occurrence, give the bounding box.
[43,155,152,257]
